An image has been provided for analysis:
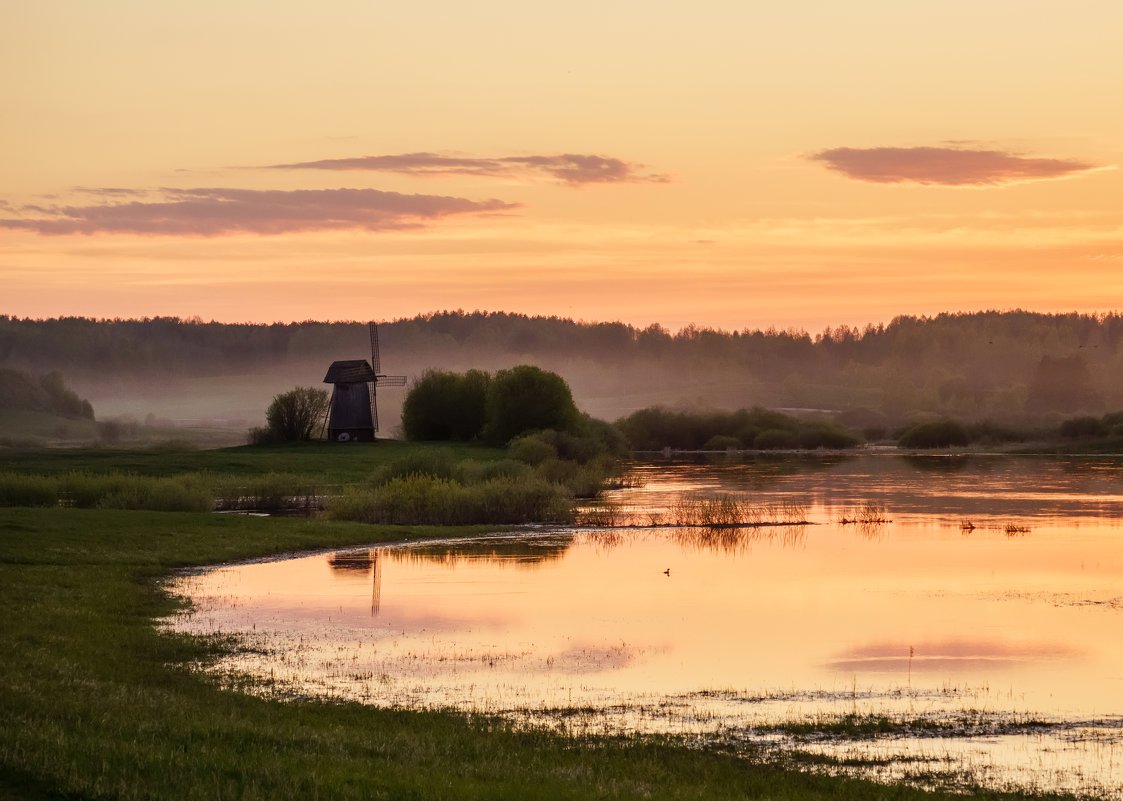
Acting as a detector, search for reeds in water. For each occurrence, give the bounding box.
[668,493,807,527]
[838,502,890,525]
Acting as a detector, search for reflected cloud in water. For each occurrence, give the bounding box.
[829,639,1081,673]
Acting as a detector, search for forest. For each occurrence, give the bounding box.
[1,310,1119,436]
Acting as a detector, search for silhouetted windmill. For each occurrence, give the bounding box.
[322,323,407,442]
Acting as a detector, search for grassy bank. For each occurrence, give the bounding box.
[0,506,1058,801]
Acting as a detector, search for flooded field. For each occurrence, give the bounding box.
[165,455,1123,797]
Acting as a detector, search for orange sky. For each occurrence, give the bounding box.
[3,1,1122,333]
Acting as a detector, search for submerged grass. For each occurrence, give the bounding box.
[0,505,1027,801]
[754,711,1058,741]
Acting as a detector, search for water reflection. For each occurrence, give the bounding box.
[666,524,806,554]
[383,534,573,567]
[328,550,375,573]
[165,455,1123,799]
[902,454,972,473]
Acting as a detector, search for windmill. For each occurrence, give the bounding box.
[322,323,407,442]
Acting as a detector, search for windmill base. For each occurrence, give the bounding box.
[328,428,376,443]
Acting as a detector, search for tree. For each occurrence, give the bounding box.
[485,365,579,444]
[264,387,329,441]
[402,369,491,441]
[1026,355,1103,414]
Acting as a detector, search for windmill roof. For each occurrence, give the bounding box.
[324,359,375,384]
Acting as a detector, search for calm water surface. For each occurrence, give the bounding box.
[166,455,1123,797]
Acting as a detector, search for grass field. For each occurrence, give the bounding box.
[0,440,507,481]
[0,443,1078,799]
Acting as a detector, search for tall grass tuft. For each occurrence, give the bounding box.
[326,473,574,525]
[0,473,60,507]
[210,472,326,514]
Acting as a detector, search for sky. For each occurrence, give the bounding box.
[2,0,1122,334]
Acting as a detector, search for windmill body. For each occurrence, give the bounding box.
[323,359,377,442]
[322,324,406,442]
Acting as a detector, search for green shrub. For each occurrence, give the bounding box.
[754,429,796,449]
[615,405,858,452]
[898,420,971,449]
[509,433,558,465]
[452,458,527,484]
[265,387,329,442]
[794,421,860,450]
[1101,410,1123,427]
[966,420,1033,445]
[1059,415,1106,439]
[369,448,461,485]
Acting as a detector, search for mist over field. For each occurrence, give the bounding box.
[2,310,1121,445]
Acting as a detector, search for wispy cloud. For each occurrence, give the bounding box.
[267,152,670,185]
[809,146,1101,186]
[0,187,518,236]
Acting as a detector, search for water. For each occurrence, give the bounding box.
[165,455,1123,797]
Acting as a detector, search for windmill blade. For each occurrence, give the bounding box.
[370,382,380,433]
[375,375,408,387]
[369,322,381,376]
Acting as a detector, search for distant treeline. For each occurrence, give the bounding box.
[3,310,1123,421]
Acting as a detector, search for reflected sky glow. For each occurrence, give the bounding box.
[166,456,1123,797]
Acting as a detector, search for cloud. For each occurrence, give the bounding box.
[73,186,147,197]
[267,152,669,185]
[809,146,1101,186]
[0,187,519,236]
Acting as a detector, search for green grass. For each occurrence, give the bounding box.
[0,440,509,482]
[1,505,1070,801]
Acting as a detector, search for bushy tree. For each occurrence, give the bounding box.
[39,371,94,419]
[402,365,579,445]
[264,387,329,442]
[402,369,491,441]
[485,365,580,444]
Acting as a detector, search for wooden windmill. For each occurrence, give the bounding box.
[322,323,407,442]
